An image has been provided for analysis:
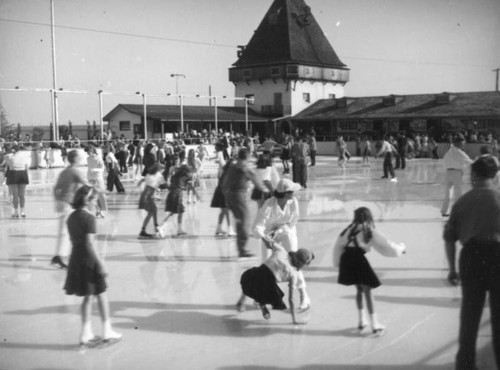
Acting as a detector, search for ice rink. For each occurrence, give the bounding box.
[0,156,496,369]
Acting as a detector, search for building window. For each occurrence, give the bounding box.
[119,121,131,131]
[303,93,310,103]
[245,94,255,105]
[304,67,313,77]
[328,94,336,99]
[242,69,252,79]
[153,121,162,133]
[270,67,280,76]
[286,65,298,76]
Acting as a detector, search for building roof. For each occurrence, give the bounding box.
[103,104,268,122]
[232,0,347,69]
[291,91,500,121]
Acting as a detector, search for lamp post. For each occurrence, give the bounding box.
[170,73,185,104]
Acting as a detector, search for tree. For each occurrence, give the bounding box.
[59,124,69,140]
[32,126,46,141]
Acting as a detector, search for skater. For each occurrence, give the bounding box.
[104,144,125,193]
[236,242,314,324]
[63,185,122,346]
[222,148,269,258]
[5,145,30,218]
[308,134,317,166]
[443,155,500,370]
[280,134,292,174]
[86,146,108,218]
[210,156,233,236]
[360,136,372,167]
[290,135,309,189]
[440,134,472,217]
[336,136,350,168]
[376,136,398,182]
[52,150,88,269]
[251,153,279,209]
[159,151,192,236]
[253,178,311,310]
[395,133,408,169]
[141,142,157,177]
[186,148,202,203]
[137,164,166,239]
[333,207,406,336]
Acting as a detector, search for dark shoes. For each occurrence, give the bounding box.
[51,256,68,269]
[138,230,153,239]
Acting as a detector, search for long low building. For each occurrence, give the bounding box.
[289,91,500,140]
[103,103,270,140]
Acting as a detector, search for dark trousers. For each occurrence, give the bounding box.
[456,243,500,370]
[395,151,406,169]
[383,152,395,178]
[293,159,307,188]
[224,190,251,256]
[310,150,316,166]
[107,168,125,192]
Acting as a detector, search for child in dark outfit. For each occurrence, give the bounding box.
[236,238,314,324]
[64,185,122,345]
[333,207,406,336]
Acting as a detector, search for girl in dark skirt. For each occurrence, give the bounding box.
[236,238,314,324]
[137,164,166,239]
[211,159,233,236]
[333,207,406,336]
[159,151,192,237]
[64,185,122,345]
[280,134,292,174]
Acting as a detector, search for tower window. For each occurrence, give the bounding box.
[270,67,280,76]
[242,69,252,79]
[286,65,298,76]
[303,93,311,103]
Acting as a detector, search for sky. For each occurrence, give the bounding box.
[0,0,499,128]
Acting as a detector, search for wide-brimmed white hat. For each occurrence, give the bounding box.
[276,178,301,193]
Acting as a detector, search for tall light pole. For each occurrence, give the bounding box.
[50,0,59,141]
[493,68,500,92]
[170,74,185,104]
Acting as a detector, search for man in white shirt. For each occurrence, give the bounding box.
[441,134,473,217]
[376,137,397,182]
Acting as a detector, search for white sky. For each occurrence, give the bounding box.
[1,0,499,128]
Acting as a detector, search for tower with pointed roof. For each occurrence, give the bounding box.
[229,0,349,118]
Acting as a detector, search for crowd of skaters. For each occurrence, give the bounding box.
[1,127,500,369]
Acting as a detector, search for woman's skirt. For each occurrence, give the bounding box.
[250,180,273,201]
[64,255,107,297]
[210,184,226,208]
[165,187,185,214]
[6,169,29,185]
[240,264,286,308]
[338,247,381,288]
[280,148,290,161]
[139,186,158,213]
